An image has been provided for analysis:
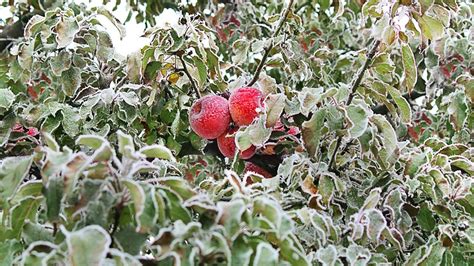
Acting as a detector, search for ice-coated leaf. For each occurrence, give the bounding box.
[316,245,339,266]
[265,93,286,128]
[76,135,107,150]
[96,7,126,39]
[245,115,272,147]
[117,130,135,155]
[61,105,80,137]
[253,242,278,266]
[302,108,326,158]
[63,225,111,266]
[361,188,381,211]
[401,44,417,94]
[217,199,247,240]
[192,56,207,86]
[447,91,468,131]
[385,84,412,123]
[0,89,15,111]
[10,196,41,238]
[0,156,33,205]
[417,203,435,232]
[44,175,64,223]
[347,104,369,138]
[9,181,42,206]
[61,67,82,97]
[319,174,335,204]
[24,15,46,38]
[50,50,72,76]
[231,237,253,266]
[21,221,54,246]
[127,51,142,83]
[0,239,22,266]
[346,244,371,265]
[55,16,79,48]
[371,115,398,160]
[366,209,386,241]
[139,144,176,162]
[415,14,444,40]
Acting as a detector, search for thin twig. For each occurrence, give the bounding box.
[246,0,295,87]
[328,40,381,171]
[178,55,201,98]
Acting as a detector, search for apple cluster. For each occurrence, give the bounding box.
[189,87,272,178]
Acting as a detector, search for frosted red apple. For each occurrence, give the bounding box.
[244,162,273,184]
[217,127,256,159]
[229,87,264,126]
[189,95,231,139]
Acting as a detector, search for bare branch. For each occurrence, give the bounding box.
[178,55,201,98]
[328,39,381,171]
[246,0,295,87]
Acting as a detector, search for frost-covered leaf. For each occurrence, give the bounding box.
[139,145,176,162]
[0,89,15,111]
[401,44,417,94]
[265,93,286,128]
[347,104,369,138]
[253,242,278,266]
[61,67,82,97]
[55,16,79,48]
[0,156,33,205]
[302,108,326,158]
[63,225,111,266]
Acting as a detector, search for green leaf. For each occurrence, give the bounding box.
[0,239,22,266]
[217,199,247,240]
[63,225,111,266]
[371,115,398,161]
[139,145,176,161]
[253,242,278,266]
[62,105,81,137]
[61,67,82,97]
[401,44,417,94]
[0,156,33,206]
[10,196,41,238]
[417,203,436,232]
[76,135,107,150]
[347,104,369,138]
[315,245,339,265]
[302,108,326,158]
[43,175,63,223]
[0,89,15,110]
[50,50,72,76]
[231,237,253,266]
[319,174,335,204]
[415,14,444,40]
[144,61,161,81]
[192,57,207,86]
[447,91,468,131]
[114,226,147,255]
[117,130,135,156]
[22,221,54,245]
[385,84,412,123]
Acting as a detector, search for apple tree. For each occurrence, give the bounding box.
[0,0,472,265]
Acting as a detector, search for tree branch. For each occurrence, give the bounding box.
[328,39,380,171]
[178,55,201,98]
[372,90,425,115]
[246,0,295,87]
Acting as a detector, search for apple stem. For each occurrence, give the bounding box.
[328,39,381,171]
[246,0,295,87]
[179,54,202,98]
